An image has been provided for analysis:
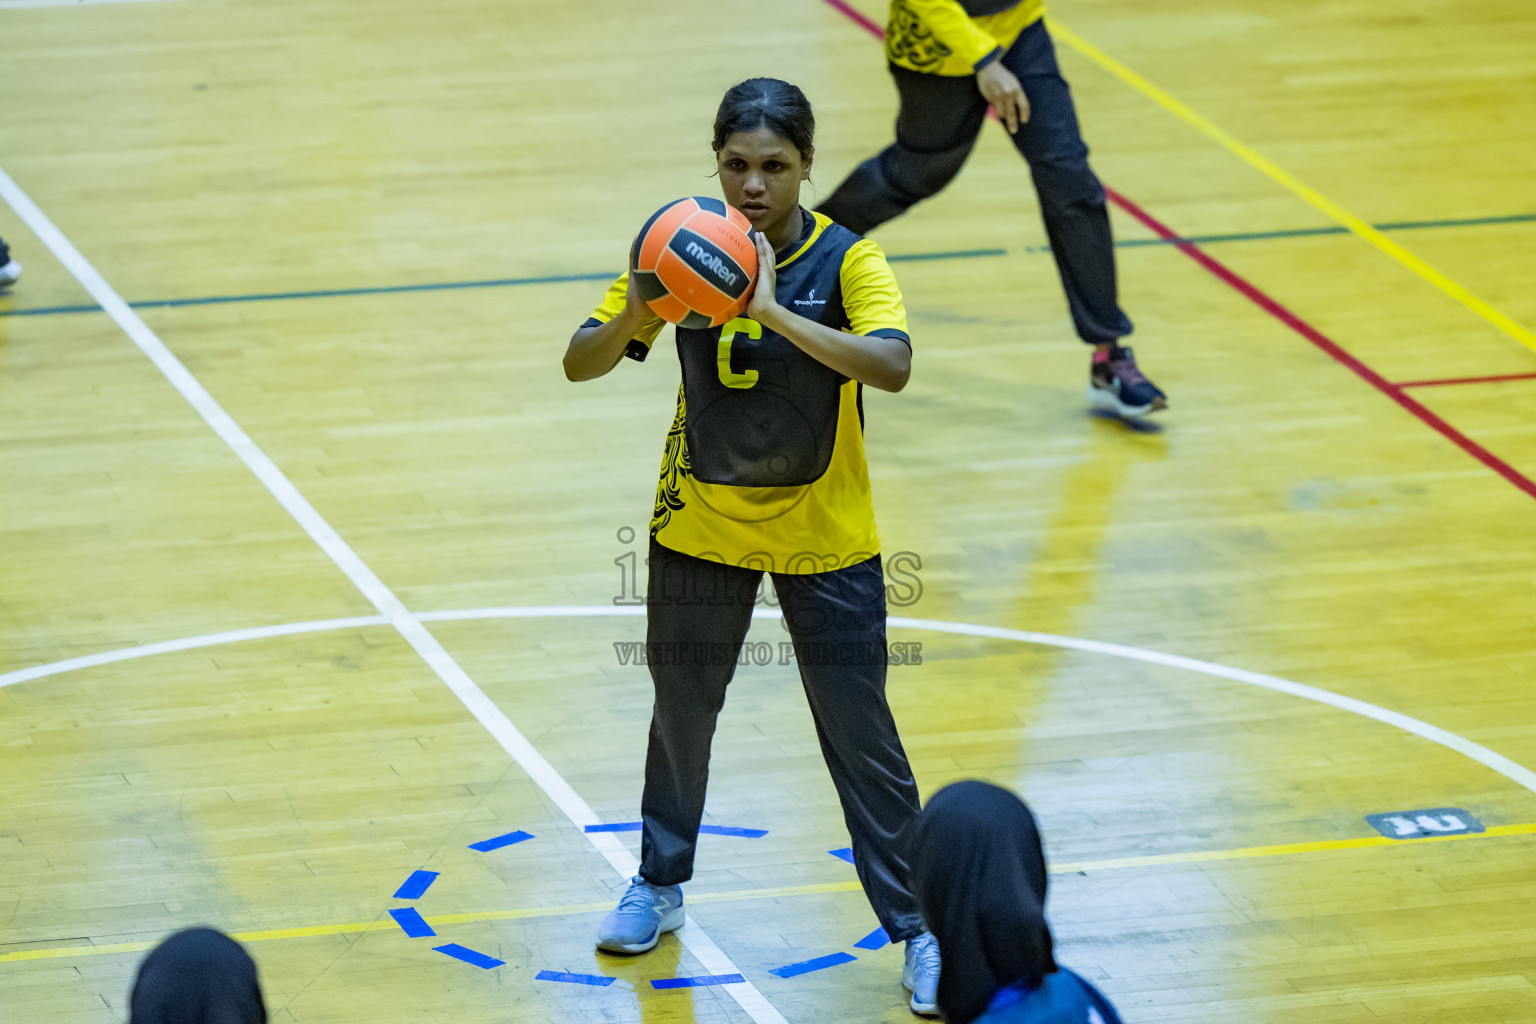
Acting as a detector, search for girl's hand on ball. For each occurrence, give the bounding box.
[746,232,779,322]
[620,259,651,324]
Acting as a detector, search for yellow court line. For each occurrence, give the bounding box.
[1052,820,1536,872]
[5,825,1533,966]
[1046,18,1536,355]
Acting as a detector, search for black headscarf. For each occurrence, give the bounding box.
[129,928,267,1024]
[909,781,1057,1024]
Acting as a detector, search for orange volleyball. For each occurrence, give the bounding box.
[630,196,758,328]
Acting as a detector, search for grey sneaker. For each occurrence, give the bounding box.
[902,931,941,1016]
[595,875,684,954]
[0,260,19,288]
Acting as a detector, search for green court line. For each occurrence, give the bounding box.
[1111,225,1348,248]
[887,247,1008,261]
[1,213,1530,320]
[1049,212,1536,252]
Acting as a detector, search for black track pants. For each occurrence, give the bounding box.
[639,538,926,941]
[817,20,1132,346]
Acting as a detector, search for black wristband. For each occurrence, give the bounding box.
[972,46,1004,72]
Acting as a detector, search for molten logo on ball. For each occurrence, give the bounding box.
[684,240,740,288]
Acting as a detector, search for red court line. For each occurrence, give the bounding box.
[1397,372,1536,389]
[817,0,1536,504]
[821,0,882,35]
[1101,188,1536,501]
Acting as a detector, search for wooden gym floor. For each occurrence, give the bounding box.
[2,0,1534,1021]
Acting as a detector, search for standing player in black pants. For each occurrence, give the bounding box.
[818,0,1166,417]
[563,78,943,1016]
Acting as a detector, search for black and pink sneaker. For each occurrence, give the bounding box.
[1089,345,1166,417]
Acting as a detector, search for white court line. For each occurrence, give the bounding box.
[885,615,1536,798]
[0,0,177,9]
[0,166,787,1024]
[0,616,390,688]
[5,606,1535,799]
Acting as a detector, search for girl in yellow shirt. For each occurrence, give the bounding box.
[819,0,1168,418]
[564,77,944,1017]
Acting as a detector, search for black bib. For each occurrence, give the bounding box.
[674,216,861,488]
[957,0,1021,15]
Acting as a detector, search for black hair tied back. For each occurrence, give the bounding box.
[712,78,815,160]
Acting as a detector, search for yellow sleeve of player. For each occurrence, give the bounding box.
[840,239,911,344]
[586,272,667,356]
[894,0,1003,70]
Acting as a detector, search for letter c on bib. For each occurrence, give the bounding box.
[717,317,761,389]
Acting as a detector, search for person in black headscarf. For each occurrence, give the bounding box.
[129,927,267,1024]
[909,781,1124,1024]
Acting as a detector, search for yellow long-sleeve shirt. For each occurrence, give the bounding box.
[886,0,1046,76]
